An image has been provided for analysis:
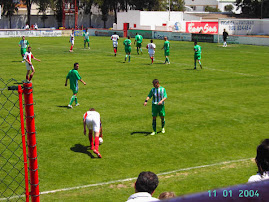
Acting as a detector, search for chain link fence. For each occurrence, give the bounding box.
[0,78,25,201]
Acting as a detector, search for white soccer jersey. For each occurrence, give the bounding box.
[83,111,101,132]
[70,33,75,45]
[111,34,119,47]
[147,43,156,55]
[24,52,34,70]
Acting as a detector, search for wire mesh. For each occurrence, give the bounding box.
[0,78,25,201]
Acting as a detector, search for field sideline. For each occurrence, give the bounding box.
[0,36,269,201]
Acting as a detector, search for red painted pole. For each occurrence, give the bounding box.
[23,82,39,202]
[18,85,29,202]
[75,0,78,29]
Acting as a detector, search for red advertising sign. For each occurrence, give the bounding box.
[186,22,218,34]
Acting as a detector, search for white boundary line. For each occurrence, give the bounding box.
[0,158,253,200]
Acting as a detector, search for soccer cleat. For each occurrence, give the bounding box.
[114,53,116,56]
[75,103,80,106]
[167,62,170,65]
[162,128,165,134]
[21,60,25,63]
[150,132,156,136]
[67,104,73,108]
[194,67,196,70]
[93,149,102,158]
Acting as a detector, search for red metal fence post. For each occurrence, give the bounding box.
[23,82,40,202]
[18,85,29,202]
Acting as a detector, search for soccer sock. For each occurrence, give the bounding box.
[125,55,128,61]
[194,61,196,68]
[84,41,86,48]
[129,55,131,62]
[26,75,29,80]
[89,133,94,149]
[161,118,165,128]
[151,57,154,63]
[74,96,78,104]
[29,74,33,81]
[152,119,156,132]
[114,48,116,53]
[167,57,170,63]
[70,45,73,50]
[140,48,143,53]
[94,136,99,151]
[199,61,202,67]
[69,95,75,105]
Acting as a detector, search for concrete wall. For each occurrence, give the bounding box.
[0,14,114,29]
[117,10,140,30]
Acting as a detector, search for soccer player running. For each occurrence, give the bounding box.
[83,28,90,49]
[65,63,86,108]
[194,40,202,69]
[83,108,102,158]
[144,79,167,136]
[134,33,143,54]
[69,29,75,52]
[111,32,120,56]
[123,36,132,62]
[223,29,229,47]
[24,46,41,81]
[161,37,170,64]
[146,39,156,64]
[19,36,29,62]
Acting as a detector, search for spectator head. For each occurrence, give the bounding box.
[135,171,159,195]
[159,192,176,199]
[256,139,269,175]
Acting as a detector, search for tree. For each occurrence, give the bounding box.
[22,0,38,26]
[205,6,221,12]
[38,0,52,27]
[224,4,234,12]
[170,0,185,11]
[236,0,269,18]
[81,0,96,27]
[0,0,19,28]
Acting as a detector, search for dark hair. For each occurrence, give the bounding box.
[136,33,138,35]
[135,172,159,194]
[152,79,159,85]
[159,192,176,199]
[150,39,153,43]
[89,108,95,111]
[256,139,269,175]
[74,63,79,68]
[114,32,116,34]
[128,36,130,39]
[194,40,198,45]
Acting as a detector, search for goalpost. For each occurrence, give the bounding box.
[217,18,269,43]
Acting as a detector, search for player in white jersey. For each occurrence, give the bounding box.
[146,39,156,64]
[69,29,75,52]
[83,108,102,158]
[111,32,119,56]
[23,46,41,81]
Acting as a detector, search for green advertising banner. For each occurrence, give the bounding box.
[127,30,153,39]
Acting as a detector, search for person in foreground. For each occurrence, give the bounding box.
[126,171,159,202]
[144,79,167,136]
[83,108,102,158]
[248,139,269,183]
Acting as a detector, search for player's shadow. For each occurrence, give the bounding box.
[184,68,196,70]
[12,61,23,63]
[57,105,69,108]
[131,131,161,136]
[70,144,95,158]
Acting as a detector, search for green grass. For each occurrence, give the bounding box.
[1,36,269,201]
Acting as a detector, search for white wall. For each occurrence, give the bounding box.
[185,0,218,6]
[218,2,241,14]
[117,10,140,30]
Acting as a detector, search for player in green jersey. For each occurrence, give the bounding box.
[194,40,202,69]
[161,37,170,64]
[83,28,90,49]
[19,36,29,62]
[65,63,86,108]
[144,79,167,136]
[134,33,143,54]
[123,36,132,62]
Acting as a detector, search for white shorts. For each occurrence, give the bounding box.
[26,63,34,71]
[113,41,118,48]
[148,51,155,57]
[71,40,74,45]
[85,112,100,132]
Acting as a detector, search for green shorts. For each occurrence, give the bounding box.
[152,104,165,117]
[21,48,26,56]
[194,54,201,60]
[164,50,170,56]
[125,47,131,54]
[71,88,78,94]
[136,43,142,48]
[84,39,89,43]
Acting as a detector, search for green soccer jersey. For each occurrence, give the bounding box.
[123,39,131,48]
[148,86,167,105]
[66,69,81,91]
[135,35,143,43]
[19,40,29,49]
[194,45,201,55]
[83,32,90,40]
[164,41,170,51]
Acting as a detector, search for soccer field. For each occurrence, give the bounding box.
[1,36,269,201]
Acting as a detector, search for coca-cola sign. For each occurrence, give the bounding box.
[186,22,218,34]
